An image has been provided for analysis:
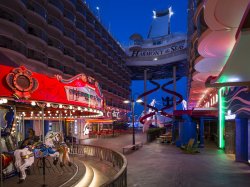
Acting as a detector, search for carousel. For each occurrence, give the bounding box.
[0,65,104,183]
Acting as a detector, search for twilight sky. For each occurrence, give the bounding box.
[87,0,188,116]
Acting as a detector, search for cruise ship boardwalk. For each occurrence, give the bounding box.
[82,133,250,187]
[2,133,250,187]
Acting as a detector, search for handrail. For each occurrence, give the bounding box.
[70,144,127,187]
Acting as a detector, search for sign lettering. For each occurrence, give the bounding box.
[65,86,102,108]
[130,42,185,58]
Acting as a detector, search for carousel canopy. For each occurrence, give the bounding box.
[0,65,104,118]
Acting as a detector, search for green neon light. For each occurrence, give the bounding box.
[218,87,226,149]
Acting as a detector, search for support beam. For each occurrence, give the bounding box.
[199,118,204,148]
[173,66,176,110]
[144,69,147,115]
[42,107,45,144]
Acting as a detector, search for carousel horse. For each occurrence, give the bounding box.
[45,131,72,167]
[14,145,35,183]
[1,152,13,170]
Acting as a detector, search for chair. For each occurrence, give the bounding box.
[180,138,199,154]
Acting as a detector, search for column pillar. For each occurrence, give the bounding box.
[41,106,45,144]
[235,118,248,162]
[143,69,147,133]
[173,66,176,110]
[172,66,176,143]
[199,117,205,148]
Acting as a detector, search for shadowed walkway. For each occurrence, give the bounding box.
[81,133,250,187]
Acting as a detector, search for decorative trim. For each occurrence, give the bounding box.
[6,66,38,99]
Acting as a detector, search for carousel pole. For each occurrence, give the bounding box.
[13,105,17,147]
[42,107,45,144]
[21,114,24,140]
[41,105,47,187]
[71,111,74,163]
[59,111,61,132]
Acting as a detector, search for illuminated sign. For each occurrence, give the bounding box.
[130,41,185,58]
[225,110,236,120]
[65,86,102,108]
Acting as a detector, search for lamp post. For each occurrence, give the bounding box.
[131,100,135,145]
[124,97,142,145]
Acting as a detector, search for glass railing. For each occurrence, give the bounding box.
[48,0,64,12]
[76,37,86,48]
[75,20,85,33]
[48,15,64,32]
[75,55,85,65]
[95,25,102,33]
[64,9,75,23]
[64,47,75,58]
[76,5,86,17]
[47,36,64,52]
[48,58,64,72]
[0,35,26,56]
[27,24,47,42]
[69,0,77,5]
[26,1,47,19]
[64,28,76,41]
[27,48,47,65]
[86,30,95,41]
[0,7,27,31]
[86,14,94,26]
[64,66,76,75]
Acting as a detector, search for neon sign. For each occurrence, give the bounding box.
[225,110,236,120]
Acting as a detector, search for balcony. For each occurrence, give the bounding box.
[64,9,75,23]
[64,28,76,42]
[75,20,86,34]
[27,48,47,65]
[75,55,85,65]
[0,7,27,31]
[64,66,76,75]
[47,36,64,52]
[48,15,64,33]
[86,46,95,57]
[86,30,95,42]
[76,5,86,18]
[27,24,47,43]
[0,35,26,56]
[48,0,64,13]
[69,0,77,6]
[26,1,47,20]
[48,58,64,72]
[76,37,86,49]
[63,47,75,58]
[86,13,95,27]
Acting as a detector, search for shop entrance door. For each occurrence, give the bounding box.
[225,120,236,154]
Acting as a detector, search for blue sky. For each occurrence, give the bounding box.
[87,0,188,116]
[87,0,188,45]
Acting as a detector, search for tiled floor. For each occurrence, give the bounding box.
[81,132,250,187]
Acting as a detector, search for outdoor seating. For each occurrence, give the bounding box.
[122,142,143,154]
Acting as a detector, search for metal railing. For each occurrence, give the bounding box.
[70,144,127,187]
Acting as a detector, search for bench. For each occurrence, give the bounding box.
[122,142,143,154]
[135,141,143,149]
[122,144,135,154]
